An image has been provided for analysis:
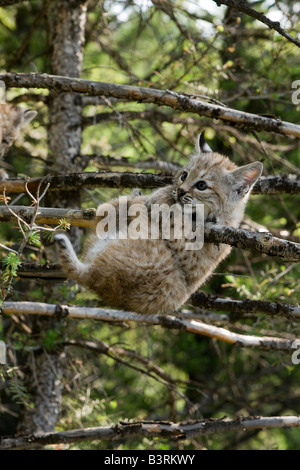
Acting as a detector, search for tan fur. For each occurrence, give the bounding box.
[0,103,37,180]
[55,135,262,315]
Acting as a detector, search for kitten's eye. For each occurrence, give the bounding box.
[180,172,188,182]
[195,181,208,191]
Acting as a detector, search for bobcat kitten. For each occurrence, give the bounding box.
[0,103,37,180]
[55,133,262,315]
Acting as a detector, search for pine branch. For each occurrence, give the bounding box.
[1,415,300,449]
[0,172,299,195]
[1,72,300,137]
[213,0,300,49]
[2,301,299,350]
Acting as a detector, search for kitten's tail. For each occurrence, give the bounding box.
[54,233,86,282]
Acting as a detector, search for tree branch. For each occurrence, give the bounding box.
[204,222,300,260]
[1,264,299,320]
[1,301,299,351]
[0,205,299,258]
[1,72,300,137]
[0,172,299,195]
[213,0,300,49]
[190,291,300,319]
[1,415,300,449]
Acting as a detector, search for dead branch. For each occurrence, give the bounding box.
[190,291,300,319]
[213,0,300,49]
[0,171,173,194]
[0,262,66,279]
[1,72,300,137]
[65,338,179,388]
[0,172,299,195]
[1,301,299,351]
[0,205,98,228]
[1,415,300,449]
[204,223,300,260]
[0,205,299,258]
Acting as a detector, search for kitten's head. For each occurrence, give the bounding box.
[173,132,262,226]
[0,103,37,158]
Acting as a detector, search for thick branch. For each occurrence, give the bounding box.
[190,291,300,319]
[0,172,173,194]
[0,172,299,195]
[1,72,300,137]
[213,0,300,48]
[1,302,299,351]
[205,223,300,260]
[0,206,299,258]
[1,415,300,449]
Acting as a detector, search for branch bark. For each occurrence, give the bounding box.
[1,415,300,449]
[204,222,300,260]
[1,72,300,137]
[2,302,299,351]
[213,0,300,48]
[0,206,299,258]
[0,172,299,195]
[190,291,300,319]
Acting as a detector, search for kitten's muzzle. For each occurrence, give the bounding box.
[177,188,186,198]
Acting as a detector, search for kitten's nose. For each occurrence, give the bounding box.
[177,188,186,198]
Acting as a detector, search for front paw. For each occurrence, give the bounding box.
[54,233,69,249]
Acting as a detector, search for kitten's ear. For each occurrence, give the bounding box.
[230,161,263,197]
[21,109,37,127]
[195,131,213,154]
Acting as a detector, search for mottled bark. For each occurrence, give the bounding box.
[1,73,300,137]
[0,206,299,258]
[2,415,300,449]
[2,301,299,350]
[16,350,64,435]
[0,173,299,195]
[15,0,88,436]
